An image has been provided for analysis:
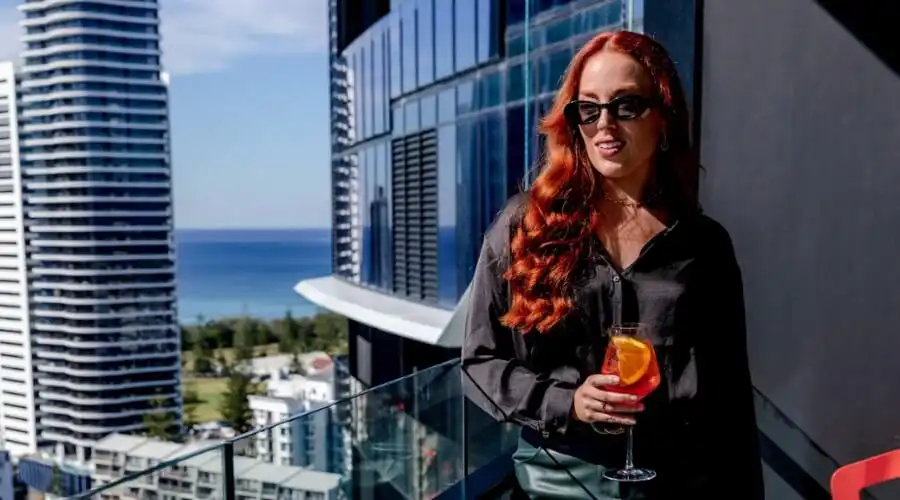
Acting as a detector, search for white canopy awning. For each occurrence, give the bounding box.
[294,276,470,348]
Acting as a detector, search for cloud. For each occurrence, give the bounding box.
[160,0,328,75]
[0,0,328,75]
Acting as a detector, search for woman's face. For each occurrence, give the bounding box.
[575,50,664,185]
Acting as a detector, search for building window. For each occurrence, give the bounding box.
[434,0,454,79]
[417,0,435,87]
[454,0,477,71]
[401,2,417,93]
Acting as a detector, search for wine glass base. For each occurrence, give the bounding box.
[602,468,657,483]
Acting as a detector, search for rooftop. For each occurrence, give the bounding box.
[93,434,341,493]
[127,440,184,460]
[94,434,149,454]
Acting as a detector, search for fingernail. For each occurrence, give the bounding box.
[629,395,639,401]
[609,376,620,384]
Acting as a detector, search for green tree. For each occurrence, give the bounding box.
[234,317,255,365]
[183,386,200,434]
[207,322,226,349]
[312,312,349,353]
[50,466,64,496]
[219,371,254,433]
[277,310,299,353]
[192,341,214,375]
[143,397,177,440]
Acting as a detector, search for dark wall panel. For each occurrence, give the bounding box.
[700,0,900,494]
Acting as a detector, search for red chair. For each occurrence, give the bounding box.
[831,449,900,499]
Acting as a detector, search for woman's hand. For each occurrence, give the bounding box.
[571,374,644,425]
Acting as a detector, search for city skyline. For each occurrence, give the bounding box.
[0,0,334,230]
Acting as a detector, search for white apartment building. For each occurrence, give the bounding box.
[250,366,336,470]
[15,0,180,461]
[249,396,333,471]
[92,434,340,500]
[0,60,39,458]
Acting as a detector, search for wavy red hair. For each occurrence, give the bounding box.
[500,31,699,334]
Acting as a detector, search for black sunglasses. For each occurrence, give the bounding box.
[564,94,654,125]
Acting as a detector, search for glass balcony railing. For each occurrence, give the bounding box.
[69,358,521,500]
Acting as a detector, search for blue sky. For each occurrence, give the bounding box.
[0,0,332,229]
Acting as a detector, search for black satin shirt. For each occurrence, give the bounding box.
[461,194,764,498]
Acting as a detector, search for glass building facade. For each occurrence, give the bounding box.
[333,0,631,309]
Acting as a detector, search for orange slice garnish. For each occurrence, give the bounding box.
[612,336,652,386]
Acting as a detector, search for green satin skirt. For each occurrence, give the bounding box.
[513,435,650,500]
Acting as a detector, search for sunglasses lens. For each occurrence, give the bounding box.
[612,95,649,120]
[566,96,651,125]
[576,102,601,124]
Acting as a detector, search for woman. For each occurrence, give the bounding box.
[461,31,763,499]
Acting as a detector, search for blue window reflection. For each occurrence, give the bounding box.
[363,41,373,139]
[456,112,507,289]
[360,143,392,290]
[545,17,571,45]
[359,148,370,283]
[538,47,572,93]
[373,32,387,134]
[506,34,525,57]
[434,0,454,79]
[454,0,477,71]
[475,71,502,110]
[389,15,401,98]
[507,0,526,25]
[392,106,404,136]
[437,124,458,305]
[476,0,499,63]
[506,105,526,197]
[438,88,456,123]
[507,63,524,102]
[457,80,474,115]
[372,143,391,290]
[401,2,417,93]
[573,1,624,35]
[420,94,436,128]
[417,0,434,87]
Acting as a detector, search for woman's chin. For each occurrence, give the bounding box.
[592,162,634,180]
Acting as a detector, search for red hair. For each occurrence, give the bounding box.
[499,31,698,334]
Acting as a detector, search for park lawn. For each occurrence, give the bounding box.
[183,376,268,424]
[182,343,280,372]
[183,377,228,423]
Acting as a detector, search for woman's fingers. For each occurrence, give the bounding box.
[581,384,640,404]
[589,409,636,426]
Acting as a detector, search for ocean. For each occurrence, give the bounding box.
[175,228,332,324]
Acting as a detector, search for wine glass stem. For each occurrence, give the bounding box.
[624,426,635,470]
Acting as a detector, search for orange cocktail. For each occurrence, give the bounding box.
[600,335,660,401]
[599,324,660,483]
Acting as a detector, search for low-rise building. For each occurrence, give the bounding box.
[91,434,340,500]
[249,396,332,470]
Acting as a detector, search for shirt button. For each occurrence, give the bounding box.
[612,275,621,283]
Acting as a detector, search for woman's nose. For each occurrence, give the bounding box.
[596,109,617,129]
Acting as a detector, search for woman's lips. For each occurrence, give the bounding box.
[596,140,624,158]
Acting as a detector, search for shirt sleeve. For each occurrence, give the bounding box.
[460,206,579,438]
[696,224,765,496]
